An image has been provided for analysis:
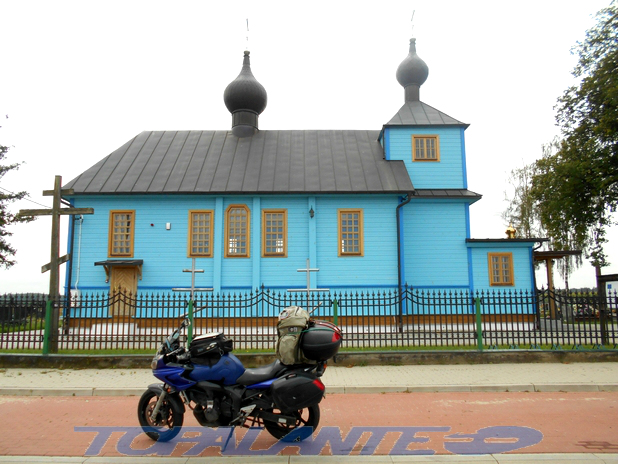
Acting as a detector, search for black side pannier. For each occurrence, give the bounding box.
[189,332,233,366]
[271,372,325,412]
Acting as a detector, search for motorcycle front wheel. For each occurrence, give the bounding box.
[137,390,184,442]
[263,404,320,440]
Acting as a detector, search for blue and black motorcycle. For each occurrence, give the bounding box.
[137,309,342,442]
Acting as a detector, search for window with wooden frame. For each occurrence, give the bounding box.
[412,135,440,161]
[225,205,250,257]
[108,210,135,257]
[262,209,287,257]
[188,210,213,257]
[338,209,363,256]
[488,252,514,286]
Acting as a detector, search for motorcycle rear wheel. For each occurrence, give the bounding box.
[137,390,184,442]
[263,404,320,440]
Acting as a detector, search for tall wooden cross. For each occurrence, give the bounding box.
[19,175,94,353]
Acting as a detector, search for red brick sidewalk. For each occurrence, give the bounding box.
[0,392,616,457]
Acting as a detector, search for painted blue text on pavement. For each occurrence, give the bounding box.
[75,425,543,456]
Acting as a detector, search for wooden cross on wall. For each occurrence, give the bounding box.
[19,175,93,352]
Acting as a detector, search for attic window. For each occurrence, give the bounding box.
[412,135,440,161]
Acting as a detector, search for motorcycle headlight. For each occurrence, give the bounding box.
[151,354,163,370]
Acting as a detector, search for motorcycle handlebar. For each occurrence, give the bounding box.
[165,347,190,364]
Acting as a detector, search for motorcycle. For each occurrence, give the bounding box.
[137,306,342,442]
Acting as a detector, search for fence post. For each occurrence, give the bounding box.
[187,299,194,346]
[599,303,609,347]
[42,299,53,355]
[475,297,483,352]
[332,299,338,326]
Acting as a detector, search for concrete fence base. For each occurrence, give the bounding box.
[1,349,617,370]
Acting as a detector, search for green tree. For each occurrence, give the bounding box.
[531,1,618,269]
[0,127,34,269]
[502,159,544,240]
[503,140,582,283]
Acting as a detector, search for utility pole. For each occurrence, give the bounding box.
[19,175,93,353]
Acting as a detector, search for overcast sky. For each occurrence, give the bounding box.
[1,0,615,294]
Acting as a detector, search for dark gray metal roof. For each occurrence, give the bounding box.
[534,250,581,260]
[466,238,547,244]
[385,101,468,127]
[413,189,482,203]
[65,130,415,195]
[94,259,144,266]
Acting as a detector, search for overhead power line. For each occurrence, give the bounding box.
[0,186,51,209]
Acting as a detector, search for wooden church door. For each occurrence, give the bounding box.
[109,266,138,317]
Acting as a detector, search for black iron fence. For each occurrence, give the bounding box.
[1,288,616,352]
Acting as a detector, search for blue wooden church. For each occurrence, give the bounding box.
[64,38,542,300]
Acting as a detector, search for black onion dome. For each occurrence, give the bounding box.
[396,38,428,102]
[224,51,267,115]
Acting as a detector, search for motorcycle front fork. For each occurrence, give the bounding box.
[151,389,167,419]
[150,386,189,419]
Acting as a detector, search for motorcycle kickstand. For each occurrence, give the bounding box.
[230,404,257,427]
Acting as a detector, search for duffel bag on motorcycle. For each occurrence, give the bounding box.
[275,306,313,365]
[276,307,343,365]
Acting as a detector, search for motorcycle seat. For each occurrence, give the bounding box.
[236,359,287,385]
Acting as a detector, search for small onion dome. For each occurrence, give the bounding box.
[223,50,268,137]
[396,38,429,102]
